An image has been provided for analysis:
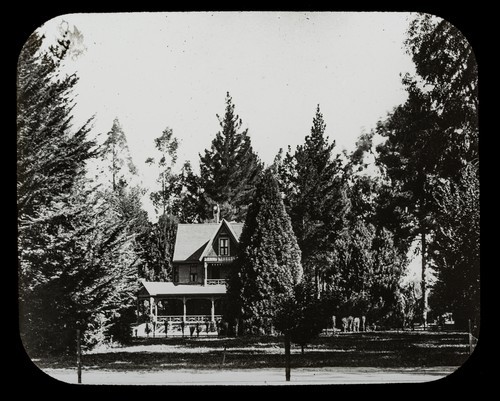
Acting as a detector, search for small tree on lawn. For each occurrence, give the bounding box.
[275,281,331,354]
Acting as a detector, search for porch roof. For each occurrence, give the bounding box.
[138,281,226,297]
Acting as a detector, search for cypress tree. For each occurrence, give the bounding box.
[18,29,140,354]
[226,168,302,334]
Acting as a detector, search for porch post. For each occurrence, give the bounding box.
[183,296,187,322]
[204,260,208,286]
[149,296,154,316]
[136,298,139,322]
[211,297,215,322]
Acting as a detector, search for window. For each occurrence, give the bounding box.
[173,266,179,283]
[219,237,229,256]
[190,265,198,282]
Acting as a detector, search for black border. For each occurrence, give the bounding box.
[13,4,486,397]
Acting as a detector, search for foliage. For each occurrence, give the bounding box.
[272,106,407,325]
[18,28,140,355]
[199,92,263,222]
[145,127,179,217]
[17,32,95,220]
[375,13,479,326]
[405,14,478,141]
[136,214,178,281]
[139,128,183,281]
[274,105,345,295]
[428,163,479,329]
[226,168,302,334]
[171,161,205,223]
[101,118,137,191]
[97,120,149,340]
[274,281,331,352]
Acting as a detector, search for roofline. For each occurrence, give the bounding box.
[176,223,221,225]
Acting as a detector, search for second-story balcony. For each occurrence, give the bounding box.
[203,255,236,263]
[206,279,227,285]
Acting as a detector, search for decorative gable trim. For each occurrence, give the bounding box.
[199,219,240,261]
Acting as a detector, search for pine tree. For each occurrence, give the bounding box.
[199,92,263,222]
[226,169,302,334]
[276,105,345,296]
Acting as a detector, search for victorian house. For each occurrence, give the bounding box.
[137,216,243,326]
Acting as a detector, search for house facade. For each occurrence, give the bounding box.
[137,219,243,326]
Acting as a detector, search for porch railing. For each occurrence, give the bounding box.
[206,279,227,285]
[204,256,235,263]
[157,315,222,323]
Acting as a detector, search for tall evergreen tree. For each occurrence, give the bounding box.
[18,26,145,354]
[18,28,139,354]
[17,32,95,220]
[199,92,263,222]
[376,14,478,328]
[226,169,302,334]
[275,105,345,296]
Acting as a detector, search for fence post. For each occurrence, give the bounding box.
[222,343,227,366]
[285,332,291,382]
[76,329,82,384]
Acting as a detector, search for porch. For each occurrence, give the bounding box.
[137,281,227,325]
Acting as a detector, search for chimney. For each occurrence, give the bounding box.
[213,204,220,224]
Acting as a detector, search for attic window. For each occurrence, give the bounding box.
[219,237,229,256]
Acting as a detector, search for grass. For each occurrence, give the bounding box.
[32,331,472,372]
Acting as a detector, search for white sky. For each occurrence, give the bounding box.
[36,11,423,278]
[38,11,416,183]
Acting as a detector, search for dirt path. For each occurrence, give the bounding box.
[41,366,457,385]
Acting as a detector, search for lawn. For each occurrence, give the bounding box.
[32,331,473,373]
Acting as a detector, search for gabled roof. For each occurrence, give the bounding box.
[199,219,241,259]
[173,219,244,262]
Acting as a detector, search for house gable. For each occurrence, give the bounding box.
[172,219,244,263]
[200,219,240,259]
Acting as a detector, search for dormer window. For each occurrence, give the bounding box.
[219,237,229,256]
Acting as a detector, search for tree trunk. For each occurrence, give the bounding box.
[315,267,321,299]
[421,229,428,328]
[285,332,291,382]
